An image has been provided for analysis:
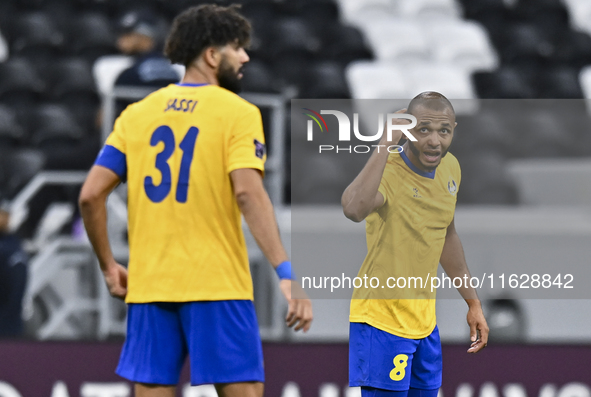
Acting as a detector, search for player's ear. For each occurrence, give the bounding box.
[203,46,220,68]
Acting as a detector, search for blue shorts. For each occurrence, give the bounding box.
[116,300,264,386]
[349,323,442,391]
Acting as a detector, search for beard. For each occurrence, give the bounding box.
[217,57,242,93]
[407,140,448,171]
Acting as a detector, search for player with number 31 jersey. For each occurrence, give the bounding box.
[98,83,265,303]
[80,5,311,396]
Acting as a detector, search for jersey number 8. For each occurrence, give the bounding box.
[145,125,199,203]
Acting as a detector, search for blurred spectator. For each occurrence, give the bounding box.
[0,200,28,338]
[114,9,179,87]
[110,9,179,119]
[0,30,7,62]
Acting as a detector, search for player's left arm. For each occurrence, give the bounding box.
[231,168,313,332]
[79,165,128,300]
[440,217,489,353]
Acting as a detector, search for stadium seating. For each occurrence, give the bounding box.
[301,61,350,99]
[30,104,83,148]
[320,25,373,66]
[578,65,591,101]
[563,0,591,36]
[45,58,100,131]
[0,57,45,108]
[8,12,64,63]
[28,104,93,170]
[473,66,536,98]
[92,55,134,96]
[362,19,430,64]
[424,21,498,72]
[346,61,408,99]
[396,0,461,20]
[339,0,394,28]
[67,12,117,62]
[538,66,584,99]
[0,105,26,148]
[0,30,7,62]
[0,148,45,199]
[402,63,476,101]
[240,59,278,94]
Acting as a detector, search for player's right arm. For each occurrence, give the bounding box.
[79,165,128,299]
[231,168,313,332]
[341,109,407,222]
[79,110,129,300]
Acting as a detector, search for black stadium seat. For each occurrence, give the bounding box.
[67,12,117,62]
[29,104,83,145]
[301,61,350,99]
[29,104,95,169]
[537,66,584,99]
[513,0,570,37]
[472,66,535,98]
[0,57,46,107]
[45,58,97,101]
[0,148,45,199]
[268,17,320,89]
[43,57,99,130]
[0,105,26,148]
[282,0,340,34]
[499,23,553,67]
[9,12,64,62]
[552,30,591,69]
[241,59,278,93]
[268,17,321,60]
[240,2,279,60]
[322,25,373,65]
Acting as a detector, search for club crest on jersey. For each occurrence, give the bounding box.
[448,179,457,195]
[254,139,266,159]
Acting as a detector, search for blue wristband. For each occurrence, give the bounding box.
[276,261,295,280]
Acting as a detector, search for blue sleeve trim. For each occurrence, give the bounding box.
[95,145,127,181]
[276,261,295,280]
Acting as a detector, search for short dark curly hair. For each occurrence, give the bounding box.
[164,4,251,67]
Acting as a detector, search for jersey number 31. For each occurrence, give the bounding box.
[145,125,199,203]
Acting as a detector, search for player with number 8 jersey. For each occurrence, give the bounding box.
[100,83,265,303]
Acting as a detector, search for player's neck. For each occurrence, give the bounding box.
[181,62,219,86]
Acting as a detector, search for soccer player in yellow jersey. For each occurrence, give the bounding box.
[342,92,488,396]
[78,5,312,397]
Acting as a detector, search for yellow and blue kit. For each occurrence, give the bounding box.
[95,82,266,385]
[349,149,460,391]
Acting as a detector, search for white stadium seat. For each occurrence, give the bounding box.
[402,63,475,98]
[346,61,409,99]
[578,66,591,114]
[338,0,395,28]
[363,19,431,63]
[395,0,461,19]
[0,31,8,63]
[562,0,591,35]
[92,55,134,96]
[401,63,478,114]
[424,21,499,72]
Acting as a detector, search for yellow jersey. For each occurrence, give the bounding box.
[96,83,266,303]
[349,150,460,338]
